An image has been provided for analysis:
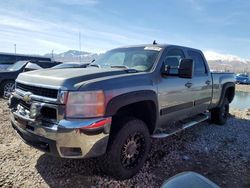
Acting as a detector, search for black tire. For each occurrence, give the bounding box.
[210,98,229,125]
[0,80,15,99]
[101,117,151,180]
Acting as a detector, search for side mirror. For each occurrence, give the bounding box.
[161,57,179,75]
[178,59,194,78]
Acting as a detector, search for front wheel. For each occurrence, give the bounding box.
[101,117,151,180]
[210,98,229,125]
[1,80,15,99]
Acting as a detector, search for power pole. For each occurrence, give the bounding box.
[79,32,81,63]
[14,44,16,54]
[51,50,54,59]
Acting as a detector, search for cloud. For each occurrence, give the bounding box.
[34,39,69,51]
[0,10,155,54]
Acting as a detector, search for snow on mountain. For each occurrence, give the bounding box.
[204,51,249,64]
[44,50,100,62]
[204,51,250,72]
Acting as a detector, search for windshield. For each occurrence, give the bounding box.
[91,47,161,71]
[7,61,27,71]
[238,74,248,77]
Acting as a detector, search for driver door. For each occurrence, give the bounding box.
[158,48,194,129]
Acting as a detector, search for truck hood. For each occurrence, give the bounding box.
[16,67,128,90]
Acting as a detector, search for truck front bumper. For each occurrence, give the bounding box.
[10,112,111,159]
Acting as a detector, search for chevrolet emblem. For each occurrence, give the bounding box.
[23,92,32,103]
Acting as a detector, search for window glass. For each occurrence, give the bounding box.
[188,51,206,75]
[164,49,185,75]
[92,47,160,71]
[106,52,125,66]
[7,61,27,71]
[165,49,185,67]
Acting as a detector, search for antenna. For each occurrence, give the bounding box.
[79,32,81,63]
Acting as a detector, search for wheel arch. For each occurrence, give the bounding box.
[218,82,235,107]
[105,90,158,134]
[0,79,15,94]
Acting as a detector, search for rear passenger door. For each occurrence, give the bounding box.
[187,50,212,115]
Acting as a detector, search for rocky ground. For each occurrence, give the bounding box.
[0,98,250,188]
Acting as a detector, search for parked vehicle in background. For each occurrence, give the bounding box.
[0,52,51,70]
[161,172,219,188]
[9,44,235,180]
[52,62,89,69]
[235,73,250,84]
[0,60,61,98]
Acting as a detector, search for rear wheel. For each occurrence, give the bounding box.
[101,117,151,180]
[210,98,229,125]
[1,80,15,99]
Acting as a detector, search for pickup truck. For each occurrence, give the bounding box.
[9,44,235,180]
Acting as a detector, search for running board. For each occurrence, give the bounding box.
[151,113,209,139]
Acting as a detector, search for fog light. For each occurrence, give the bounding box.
[30,103,42,119]
[60,147,82,157]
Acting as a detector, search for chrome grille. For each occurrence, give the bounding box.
[16,82,58,99]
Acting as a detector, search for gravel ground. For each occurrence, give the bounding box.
[0,98,250,188]
[236,84,250,92]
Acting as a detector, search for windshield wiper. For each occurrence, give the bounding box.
[110,65,129,69]
[110,65,138,73]
[88,63,101,68]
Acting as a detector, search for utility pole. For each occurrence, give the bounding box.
[14,44,16,54]
[79,32,81,63]
[51,50,54,60]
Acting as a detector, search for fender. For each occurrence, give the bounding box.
[217,82,235,107]
[105,90,158,116]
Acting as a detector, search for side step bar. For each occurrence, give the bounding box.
[151,113,209,139]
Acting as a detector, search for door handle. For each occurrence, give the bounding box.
[205,80,211,85]
[185,82,192,88]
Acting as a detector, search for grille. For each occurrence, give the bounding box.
[19,99,57,120]
[19,99,31,110]
[41,107,57,120]
[16,82,58,99]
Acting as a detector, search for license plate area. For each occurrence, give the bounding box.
[17,104,30,117]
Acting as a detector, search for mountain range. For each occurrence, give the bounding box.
[204,51,250,72]
[45,50,250,73]
[44,50,99,63]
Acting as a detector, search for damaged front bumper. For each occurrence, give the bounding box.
[10,97,112,159]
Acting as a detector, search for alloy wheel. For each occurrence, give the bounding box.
[121,132,146,169]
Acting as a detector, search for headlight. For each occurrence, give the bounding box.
[65,90,105,118]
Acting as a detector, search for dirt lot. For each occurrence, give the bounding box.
[0,98,250,188]
[236,84,250,92]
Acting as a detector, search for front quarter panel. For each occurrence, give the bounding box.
[79,72,159,116]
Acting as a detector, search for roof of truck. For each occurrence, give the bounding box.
[115,43,202,52]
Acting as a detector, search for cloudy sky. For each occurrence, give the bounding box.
[0,0,250,58]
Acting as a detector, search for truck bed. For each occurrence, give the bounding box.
[210,72,235,108]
